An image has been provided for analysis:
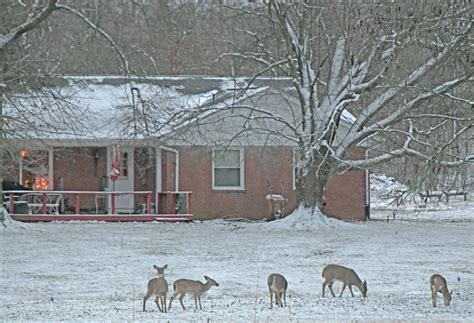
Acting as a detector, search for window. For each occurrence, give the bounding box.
[121,152,129,177]
[212,148,244,190]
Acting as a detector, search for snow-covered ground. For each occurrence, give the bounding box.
[370,173,473,223]
[1,175,473,321]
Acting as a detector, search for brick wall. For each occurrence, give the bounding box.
[322,146,368,221]
[53,147,107,211]
[175,146,366,221]
[324,170,367,221]
[7,145,367,220]
[176,146,297,220]
[133,148,157,208]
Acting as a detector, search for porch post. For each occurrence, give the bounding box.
[48,147,54,190]
[155,147,162,192]
[19,156,23,185]
[155,146,162,213]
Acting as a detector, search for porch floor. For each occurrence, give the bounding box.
[10,213,193,223]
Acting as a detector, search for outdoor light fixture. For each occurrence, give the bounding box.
[20,150,29,159]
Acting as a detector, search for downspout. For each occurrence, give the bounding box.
[365,149,370,220]
[160,146,179,192]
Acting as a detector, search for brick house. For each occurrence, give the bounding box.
[3,76,369,221]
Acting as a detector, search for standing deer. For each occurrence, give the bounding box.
[168,275,219,310]
[322,264,367,298]
[267,273,287,308]
[430,274,452,307]
[143,264,169,312]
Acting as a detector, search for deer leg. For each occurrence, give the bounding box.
[328,282,336,297]
[339,283,347,297]
[279,291,284,307]
[283,289,287,307]
[179,294,186,310]
[168,296,174,310]
[431,291,437,307]
[349,285,355,297]
[143,290,152,312]
[194,296,198,310]
[154,296,162,312]
[163,294,167,313]
[198,296,202,310]
[322,280,328,297]
[269,288,274,308]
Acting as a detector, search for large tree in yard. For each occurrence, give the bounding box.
[207,0,472,214]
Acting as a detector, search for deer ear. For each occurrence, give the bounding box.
[204,275,209,280]
[153,265,158,270]
[163,264,168,269]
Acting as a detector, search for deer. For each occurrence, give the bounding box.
[267,273,287,308]
[143,264,168,312]
[430,274,452,307]
[322,264,367,299]
[168,275,219,311]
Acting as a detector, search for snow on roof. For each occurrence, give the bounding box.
[5,75,356,141]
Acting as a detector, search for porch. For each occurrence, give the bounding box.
[3,190,193,223]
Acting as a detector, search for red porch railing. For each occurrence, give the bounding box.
[2,190,193,222]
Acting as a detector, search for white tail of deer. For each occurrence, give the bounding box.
[267,273,287,308]
[168,275,219,310]
[430,274,452,307]
[322,264,367,298]
[143,264,169,312]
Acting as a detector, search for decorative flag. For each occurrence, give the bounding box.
[109,144,121,182]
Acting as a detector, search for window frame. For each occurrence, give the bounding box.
[212,148,245,191]
[120,151,129,178]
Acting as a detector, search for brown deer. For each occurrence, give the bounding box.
[168,275,219,310]
[143,264,168,312]
[267,273,288,308]
[430,274,452,307]
[322,264,367,298]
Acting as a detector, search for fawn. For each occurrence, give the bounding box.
[322,264,367,298]
[168,275,219,310]
[430,274,452,307]
[143,264,169,312]
[268,273,288,308]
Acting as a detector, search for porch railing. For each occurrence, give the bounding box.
[2,190,192,216]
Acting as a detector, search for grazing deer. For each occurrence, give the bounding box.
[267,273,287,308]
[430,274,452,307]
[143,264,169,312]
[322,264,367,298]
[168,275,219,310]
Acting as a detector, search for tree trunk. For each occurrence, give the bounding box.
[295,161,331,214]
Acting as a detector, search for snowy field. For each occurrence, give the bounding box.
[1,196,473,322]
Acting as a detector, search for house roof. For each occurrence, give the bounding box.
[4,75,356,145]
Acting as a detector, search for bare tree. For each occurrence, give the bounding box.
[0,0,129,210]
[185,0,473,213]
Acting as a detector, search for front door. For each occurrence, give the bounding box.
[110,146,134,213]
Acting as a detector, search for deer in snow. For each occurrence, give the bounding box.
[168,275,219,310]
[430,274,452,307]
[322,264,367,298]
[268,273,288,308]
[143,264,169,312]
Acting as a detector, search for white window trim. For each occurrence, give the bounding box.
[212,147,245,191]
